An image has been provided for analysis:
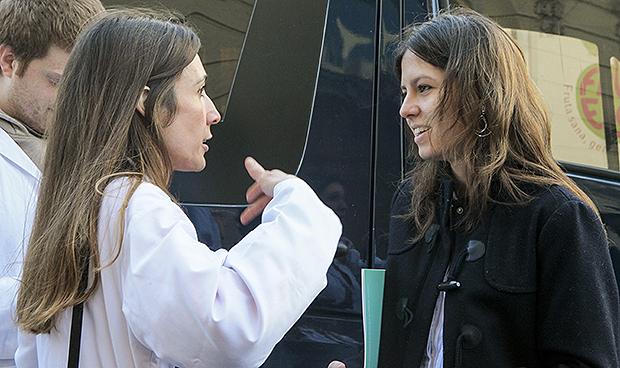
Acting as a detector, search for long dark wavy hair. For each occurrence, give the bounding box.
[396,8,598,240]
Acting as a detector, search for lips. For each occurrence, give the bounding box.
[412,126,429,137]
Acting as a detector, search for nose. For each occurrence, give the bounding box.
[399,94,420,119]
[204,95,221,126]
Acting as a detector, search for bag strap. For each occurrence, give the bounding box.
[67,302,84,368]
[67,264,89,368]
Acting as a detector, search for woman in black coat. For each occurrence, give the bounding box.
[377,8,620,368]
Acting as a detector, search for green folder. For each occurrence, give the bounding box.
[361,268,386,368]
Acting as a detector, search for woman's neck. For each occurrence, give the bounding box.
[449,160,468,198]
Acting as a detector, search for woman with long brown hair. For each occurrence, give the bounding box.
[15,9,341,368]
[377,8,619,368]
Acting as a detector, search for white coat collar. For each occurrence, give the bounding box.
[0,124,40,180]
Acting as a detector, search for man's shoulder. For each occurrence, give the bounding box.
[0,126,40,179]
[0,109,26,134]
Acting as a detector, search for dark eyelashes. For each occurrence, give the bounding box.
[418,85,431,93]
[400,84,431,98]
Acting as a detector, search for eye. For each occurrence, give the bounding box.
[198,84,207,96]
[47,75,60,87]
[418,84,431,94]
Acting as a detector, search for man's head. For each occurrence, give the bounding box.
[0,0,104,134]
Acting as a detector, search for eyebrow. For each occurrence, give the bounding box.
[46,71,62,83]
[195,75,207,86]
[401,75,436,89]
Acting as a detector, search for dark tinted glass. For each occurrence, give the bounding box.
[455,0,620,170]
[261,0,378,364]
[170,0,329,205]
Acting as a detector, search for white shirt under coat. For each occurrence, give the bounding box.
[16,176,341,368]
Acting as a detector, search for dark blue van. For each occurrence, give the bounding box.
[101,0,620,366]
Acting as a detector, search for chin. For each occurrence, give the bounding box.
[416,147,438,161]
[173,159,206,172]
[417,151,431,161]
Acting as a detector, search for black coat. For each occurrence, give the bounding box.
[378,178,620,368]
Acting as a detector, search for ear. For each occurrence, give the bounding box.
[0,44,17,78]
[136,86,150,116]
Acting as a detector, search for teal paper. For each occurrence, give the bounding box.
[361,268,386,368]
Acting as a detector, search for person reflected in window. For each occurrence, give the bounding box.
[315,177,362,313]
[14,9,341,368]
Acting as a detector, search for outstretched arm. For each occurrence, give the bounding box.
[240,157,295,225]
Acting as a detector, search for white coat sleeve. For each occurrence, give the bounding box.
[118,178,341,368]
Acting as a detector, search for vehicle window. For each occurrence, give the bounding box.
[101,0,253,115]
[507,29,609,168]
[454,0,620,171]
[171,0,329,206]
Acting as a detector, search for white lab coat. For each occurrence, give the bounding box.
[17,176,341,368]
[0,127,40,368]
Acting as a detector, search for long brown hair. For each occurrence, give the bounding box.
[395,8,598,239]
[16,9,200,334]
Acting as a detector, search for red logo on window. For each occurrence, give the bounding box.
[577,61,620,138]
[576,64,605,138]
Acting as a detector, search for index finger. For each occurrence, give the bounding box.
[244,156,265,181]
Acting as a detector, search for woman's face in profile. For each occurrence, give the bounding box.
[162,54,221,172]
[399,50,465,162]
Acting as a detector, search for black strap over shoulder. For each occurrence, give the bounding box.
[67,302,85,368]
[67,264,89,368]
